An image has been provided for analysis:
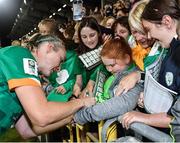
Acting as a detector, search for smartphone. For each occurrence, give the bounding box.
[73,0,83,21]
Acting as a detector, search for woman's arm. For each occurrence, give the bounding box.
[15,85,95,127]
[15,114,73,139]
[121,111,173,129]
[32,115,73,135]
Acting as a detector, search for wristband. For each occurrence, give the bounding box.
[138,71,145,83]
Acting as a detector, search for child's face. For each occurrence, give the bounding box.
[101,56,129,74]
[106,18,115,28]
[39,25,54,35]
[115,23,130,40]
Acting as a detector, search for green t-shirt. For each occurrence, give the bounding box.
[47,50,80,102]
[95,75,115,103]
[0,46,41,134]
[48,50,80,87]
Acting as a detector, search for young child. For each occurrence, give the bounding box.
[111,16,131,41]
[38,18,59,36]
[95,36,134,103]
[74,37,143,124]
[47,49,82,102]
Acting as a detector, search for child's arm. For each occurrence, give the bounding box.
[80,80,95,98]
[55,79,76,94]
[73,75,83,97]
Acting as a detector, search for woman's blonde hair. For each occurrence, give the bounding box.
[100,16,115,28]
[128,0,149,34]
[28,33,64,52]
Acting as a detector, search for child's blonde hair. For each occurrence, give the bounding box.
[38,18,59,35]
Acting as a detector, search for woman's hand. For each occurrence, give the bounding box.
[81,96,96,107]
[115,71,141,96]
[120,111,147,129]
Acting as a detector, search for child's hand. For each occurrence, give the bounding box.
[79,89,87,98]
[73,84,81,98]
[80,89,93,98]
[115,71,140,96]
[56,85,66,94]
[137,92,144,108]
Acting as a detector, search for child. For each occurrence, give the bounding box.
[74,37,143,124]
[38,18,59,36]
[47,49,81,102]
[111,16,131,41]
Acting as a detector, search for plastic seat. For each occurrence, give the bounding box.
[66,124,74,143]
[101,115,173,142]
[76,120,117,142]
[101,117,118,142]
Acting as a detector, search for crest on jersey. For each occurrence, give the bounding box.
[56,69,69,84]
[23,58,38,76]
[165,72,173,86]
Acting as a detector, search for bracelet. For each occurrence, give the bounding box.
[138,71,145,83]
[72,94,79,99]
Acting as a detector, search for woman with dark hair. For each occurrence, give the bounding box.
[77,16,103,55]
[140,0,180,141]
[77,16,109,97]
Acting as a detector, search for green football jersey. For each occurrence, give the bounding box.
[0,46,41,134]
